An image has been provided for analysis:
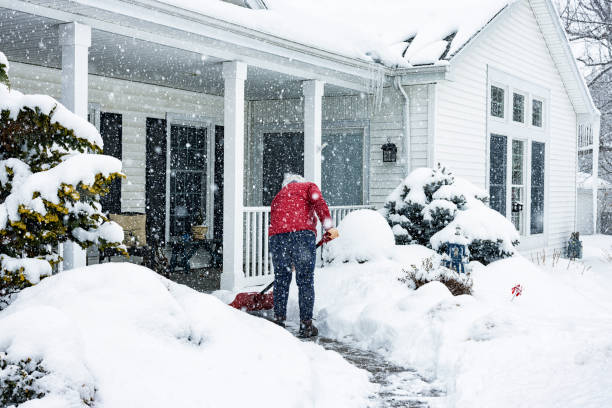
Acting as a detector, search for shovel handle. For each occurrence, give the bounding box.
[259,237,328,295]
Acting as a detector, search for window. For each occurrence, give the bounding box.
[513,93,525,123]
[511,140,525,234]
[532,99,543,127]
[322,130,364,206]
[491,86,505,118]
[489,134,507,216]
[169,125,207,237]
[530,142,545,234]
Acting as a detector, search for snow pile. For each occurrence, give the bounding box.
[0,263,375,407]
[281,238,612,407]
[323,209,395,264]
[159,0,514,67]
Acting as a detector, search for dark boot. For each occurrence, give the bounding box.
[298,320,318,338]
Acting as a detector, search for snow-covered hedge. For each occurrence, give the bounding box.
[0,51,124,306]
[381,165,519,264]
[323,209,395,264]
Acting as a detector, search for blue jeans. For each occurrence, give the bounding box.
[269,230,316,321]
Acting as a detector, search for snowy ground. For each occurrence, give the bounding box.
[0,264,374,408]
[2,236,610,407]
[219,235,612,407]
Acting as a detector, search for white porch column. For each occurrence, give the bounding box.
[221,61,247,290]
[59,22,91,270]
[303,80,324,186]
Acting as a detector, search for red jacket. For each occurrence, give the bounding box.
[269,182,332,237]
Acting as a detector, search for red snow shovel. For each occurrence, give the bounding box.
[229,236,330,312]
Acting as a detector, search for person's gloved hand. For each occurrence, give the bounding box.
[325,228,339,241]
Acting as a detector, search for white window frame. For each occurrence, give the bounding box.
[489,83,507,122]
[531,97,545,129]
[512,91,527,125]
[486,66,550,251]
[164,113,219,243]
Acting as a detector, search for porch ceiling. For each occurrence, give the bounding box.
[0,7,363,99]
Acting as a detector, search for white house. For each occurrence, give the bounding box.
[0,0,600,289]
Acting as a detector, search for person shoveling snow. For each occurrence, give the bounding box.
[268,173,338,337]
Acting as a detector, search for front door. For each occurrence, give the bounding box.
[262,132,304,205]
[168,124,208,238]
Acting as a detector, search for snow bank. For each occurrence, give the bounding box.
[0,264,374,407]
[323,209,395,264]
[308,242,612,407]
[159,0,514,67]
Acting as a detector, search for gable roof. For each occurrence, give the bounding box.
[157,0,514,67]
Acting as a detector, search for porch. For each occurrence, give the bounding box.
[0,4,382,290]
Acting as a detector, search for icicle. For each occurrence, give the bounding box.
[367,64,385,112]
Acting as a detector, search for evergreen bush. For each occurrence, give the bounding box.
[382,165,519,264]
[0,51,125,306]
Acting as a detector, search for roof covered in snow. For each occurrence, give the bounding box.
[158,0,514,67]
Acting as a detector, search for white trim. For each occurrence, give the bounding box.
[427,83,437,168]
[486,66,551,251]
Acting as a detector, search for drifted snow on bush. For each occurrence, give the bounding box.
[323,209,395,264]
[382,165,519,264]
[0,55,125,297]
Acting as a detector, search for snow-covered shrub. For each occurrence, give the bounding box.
[0,51,124,305]
[382,165,519,264]
[0,353,48,406]
[398,256,473,296]
[323,209,395,263]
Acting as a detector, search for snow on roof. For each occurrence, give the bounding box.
[577,172,612,189]
[158,0,514,67]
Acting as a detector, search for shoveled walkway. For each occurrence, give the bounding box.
[284,322,446,408]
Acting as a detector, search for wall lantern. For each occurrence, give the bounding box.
[381,138,397,163]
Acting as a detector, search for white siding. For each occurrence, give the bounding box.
[9,61,432,212]
[9,62,223,213]
[249,85,430,208]
[434,0,577,252]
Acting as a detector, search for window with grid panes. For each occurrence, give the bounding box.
[169,125,207,237]
[532,99,543,127]
[513,93,524,123]
[491,85,505,118]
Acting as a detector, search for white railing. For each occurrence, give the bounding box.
[242,204,375,284]
[242,206,272,285]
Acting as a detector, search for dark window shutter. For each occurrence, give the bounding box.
[213,125,224,241]
[146,118,167,246]
[100,112,122,214]
[530,142,545,234]
[489,134,507,216]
